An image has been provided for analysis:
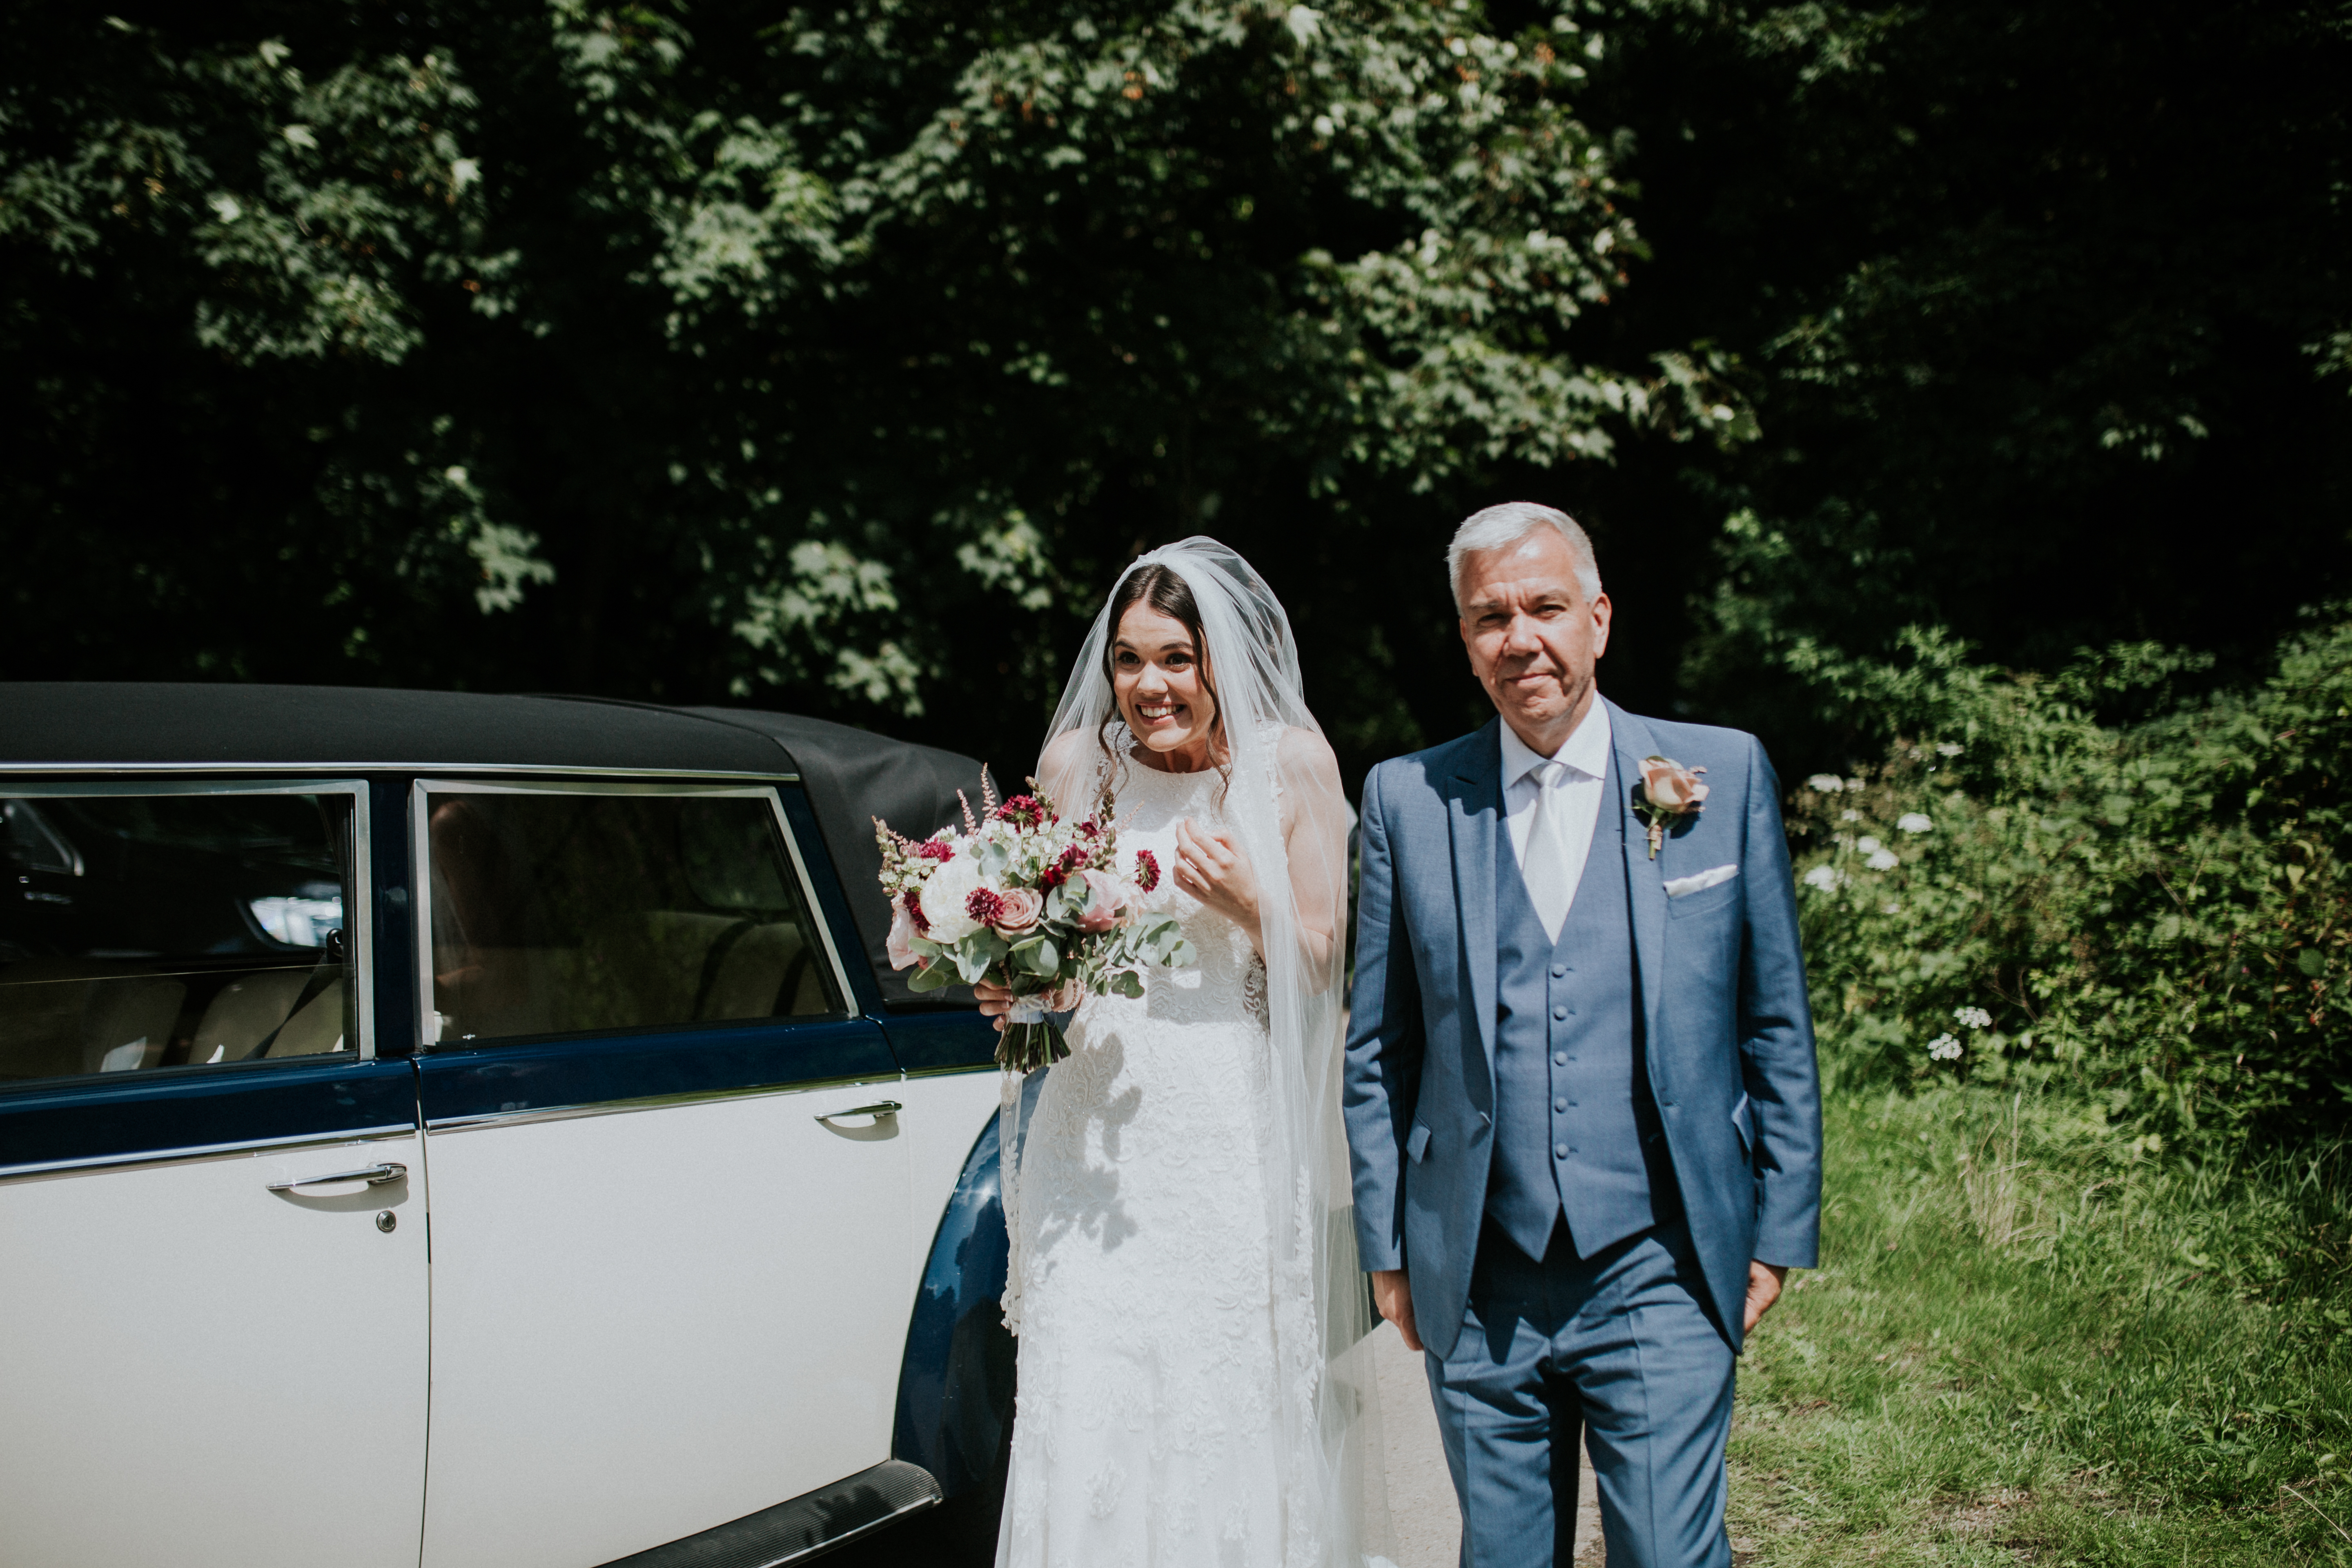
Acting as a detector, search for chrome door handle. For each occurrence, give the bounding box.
[270,1162,408,1192]
[815,1101,901,1124]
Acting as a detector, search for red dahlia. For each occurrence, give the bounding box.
[993,794,1046,828]
[1041,841,1090,891]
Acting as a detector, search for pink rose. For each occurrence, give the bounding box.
[1075,867,1128,933]
[887,900,919,970]
[1638,755,1710,814]
[992,885,1045,936]
[1633,754,1711,859]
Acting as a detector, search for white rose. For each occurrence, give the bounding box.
[918,855,985,944]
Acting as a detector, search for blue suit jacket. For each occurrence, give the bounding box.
[1343,700,1823,1356]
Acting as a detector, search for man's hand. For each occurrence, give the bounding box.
[1743,1261,1789,1332]
[1372,1269,1422,1353]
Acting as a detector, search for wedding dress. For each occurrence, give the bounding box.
[994,540,1388,1568]
[996,754,1300,1564]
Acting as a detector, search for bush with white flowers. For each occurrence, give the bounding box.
[1782,620,2352,1154]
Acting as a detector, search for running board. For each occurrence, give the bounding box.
[597,1459,943,1568]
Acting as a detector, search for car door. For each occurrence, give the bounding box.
[0,779,427,1568]
[411,778,912,1568]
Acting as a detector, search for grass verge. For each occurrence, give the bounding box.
[1728,1089,2352,1565]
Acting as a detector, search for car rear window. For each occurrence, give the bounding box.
[421,786,841,1045]
[0,788,361,1084]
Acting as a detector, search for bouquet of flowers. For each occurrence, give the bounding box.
[875,774,1195,1072]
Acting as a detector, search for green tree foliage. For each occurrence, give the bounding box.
[1574,0,2352,759]
[0,1,1744,774]
[1789,615,2352,1147]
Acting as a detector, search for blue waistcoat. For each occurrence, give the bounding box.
[1484,751,1674,1261]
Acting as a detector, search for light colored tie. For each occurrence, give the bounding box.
[1523,760,1571,941]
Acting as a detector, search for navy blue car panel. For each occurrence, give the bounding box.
[369,777,421,1057]
[893,1110,1016,1498]
[773,785,887,1020]
[0,1054,418,1172]
[878,1010,1002,1075]
[414,1016,898,1126]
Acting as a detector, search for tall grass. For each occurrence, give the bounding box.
[1728,1089,2352,1565]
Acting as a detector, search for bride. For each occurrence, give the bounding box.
[977,539,1389,1568]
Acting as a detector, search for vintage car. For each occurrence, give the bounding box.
[0,683,1016,1568]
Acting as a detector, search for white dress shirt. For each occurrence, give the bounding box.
[1499,699,1613,943]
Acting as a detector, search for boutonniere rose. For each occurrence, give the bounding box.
[1633,755,1708,859]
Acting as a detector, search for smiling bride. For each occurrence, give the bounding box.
[976,539,1392,1567]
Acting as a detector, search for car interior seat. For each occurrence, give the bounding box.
[79,976,184,1074]
[189,969,346,1063]
[0,960,184,1080]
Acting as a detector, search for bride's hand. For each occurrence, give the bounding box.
[1173,819,1262,951]
[973,978,1013,1033]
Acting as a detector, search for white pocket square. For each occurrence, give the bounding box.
[1664,863,1739,898]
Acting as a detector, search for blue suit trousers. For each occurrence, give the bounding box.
[1428,1219,1735,1568]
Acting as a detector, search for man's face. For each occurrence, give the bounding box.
[1457,527,1612,748]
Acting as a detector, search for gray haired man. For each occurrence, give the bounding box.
[1343,502,1823,1565]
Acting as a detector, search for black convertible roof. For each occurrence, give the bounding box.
[0,683,982,1006]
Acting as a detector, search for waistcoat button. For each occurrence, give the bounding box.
[1551,963,1567,978]
[1552,1004,1568,1020]
[1553,1051,1567,1065]
[1554,1143,1569,1159]
[1552,1097,1567,1113]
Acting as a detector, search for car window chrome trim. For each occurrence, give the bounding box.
[0,761,799,782]
[423,1071,905,1134]
[409,776,856,1048]
[0,1125,415,1183]
[2,776,374,1060]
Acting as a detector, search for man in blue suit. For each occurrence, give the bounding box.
[1344,502,1822,1566]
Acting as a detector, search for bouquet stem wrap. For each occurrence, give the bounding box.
[994,995,1064,1074]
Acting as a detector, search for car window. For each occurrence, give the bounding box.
[422,787,841,1045]
[0,789,361,1085]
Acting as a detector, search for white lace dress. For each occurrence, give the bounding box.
[996,759,1291,1568]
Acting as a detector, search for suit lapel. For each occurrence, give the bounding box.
[1608,698,1669,1059]
[1447,721,1503,1081]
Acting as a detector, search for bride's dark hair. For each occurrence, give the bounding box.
[1097,561,1227,797]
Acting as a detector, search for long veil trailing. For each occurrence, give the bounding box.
[999,537,1393,1566]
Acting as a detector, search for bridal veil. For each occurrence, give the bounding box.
[1001,536,1392,1566]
